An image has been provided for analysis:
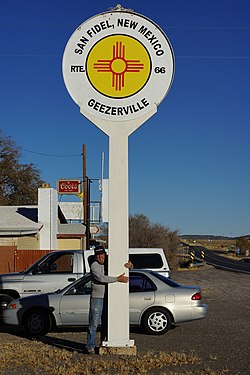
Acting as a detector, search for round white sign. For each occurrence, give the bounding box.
[62,9,174,123]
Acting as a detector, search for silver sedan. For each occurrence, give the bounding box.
[3,270,208,336]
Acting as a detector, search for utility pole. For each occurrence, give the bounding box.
[82,144,90,249]
[83,144,87,223]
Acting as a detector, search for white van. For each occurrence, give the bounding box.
[128,248,170,277]
[86,248,171,278]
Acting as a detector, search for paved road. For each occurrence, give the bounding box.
[191,245,250,274]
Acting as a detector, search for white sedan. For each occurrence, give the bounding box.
[3,270,208,336]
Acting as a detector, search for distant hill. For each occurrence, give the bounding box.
[179,234,250,240]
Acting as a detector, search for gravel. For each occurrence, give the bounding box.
[0,267,249,374]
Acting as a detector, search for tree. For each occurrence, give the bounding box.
[236,237,250,256]
[129,214,180,269]
[0,130,44,205]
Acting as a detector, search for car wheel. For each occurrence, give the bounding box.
[142,307,173,335]
[24,309,52,335]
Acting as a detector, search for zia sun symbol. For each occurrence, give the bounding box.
[93,41,144,91]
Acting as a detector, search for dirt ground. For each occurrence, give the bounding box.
[0,267,249,375]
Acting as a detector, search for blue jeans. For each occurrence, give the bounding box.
[86,297,104,350]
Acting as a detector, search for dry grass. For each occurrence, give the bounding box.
[177,266,214,272]
[184,239,236,251]
[0,339,228,375]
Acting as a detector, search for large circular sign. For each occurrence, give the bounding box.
[62,9,174,122]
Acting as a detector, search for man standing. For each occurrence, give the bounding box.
[86,245,132,354]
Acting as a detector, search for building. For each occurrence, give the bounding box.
[0,186,87,252]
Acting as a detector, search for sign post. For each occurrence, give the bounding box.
[62,5,174,353]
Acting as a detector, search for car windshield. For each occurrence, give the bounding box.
[24,253,51,273]
[150,271,181,287]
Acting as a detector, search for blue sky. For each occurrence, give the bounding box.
[1,0,250,237]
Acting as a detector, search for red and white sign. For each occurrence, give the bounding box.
[57,179,81,194]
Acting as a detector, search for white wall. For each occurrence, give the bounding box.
[101,178,109,223]
[38,188,58,250]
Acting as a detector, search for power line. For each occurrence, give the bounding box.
[167,26,250,29]
[20,147,81,158]
[0,54,59,57]
[0,25,250,29]
[177,55,250,59]
[1,53,250,59]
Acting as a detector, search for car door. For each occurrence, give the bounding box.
[59,277,92,325]
[129,272,156,324]
[22,252,78,297]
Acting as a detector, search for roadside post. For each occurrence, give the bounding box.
[62,5,174,354]
[190,250,195,264]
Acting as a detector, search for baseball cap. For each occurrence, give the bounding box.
[94,245,106,255]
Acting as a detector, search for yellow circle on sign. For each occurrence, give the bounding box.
[86,35,151,98]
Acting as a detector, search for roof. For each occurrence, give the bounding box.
[0,206,86,237]
[0,206,42,235]
[57,223,86,238]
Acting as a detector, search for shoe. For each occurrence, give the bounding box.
[87,348,95,354]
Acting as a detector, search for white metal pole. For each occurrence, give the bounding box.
[80,109,157,350]
[100,152,104,222]
[103,126,134,347]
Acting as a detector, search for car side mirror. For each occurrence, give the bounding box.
[66,287,77,295]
